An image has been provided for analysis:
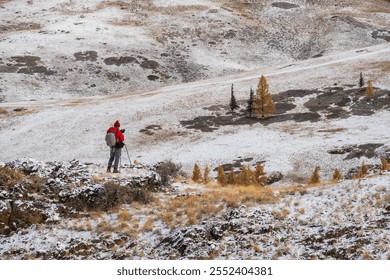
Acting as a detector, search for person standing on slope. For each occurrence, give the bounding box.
[106,120,125,173]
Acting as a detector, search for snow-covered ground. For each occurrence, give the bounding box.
[0,158,389,260]
[0,0,389,260]
[1,42,389,179]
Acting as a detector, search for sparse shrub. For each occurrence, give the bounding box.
[64,182,153,212]
[155,160,183,185]
[203,164,211,184]
[381,158,390,171]
[217,166,228,186]
[332,168,343,182]
[365,80,374,98]
[191,163,202,183]
[309,166,321,184]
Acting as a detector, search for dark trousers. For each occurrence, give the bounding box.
[108,147,122,169]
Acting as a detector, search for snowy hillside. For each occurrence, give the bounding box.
[0,0,389,260]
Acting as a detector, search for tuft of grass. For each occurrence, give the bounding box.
[309,166,321,185]
[332,168,343,182]
[118,208,132,222]
[272,208,290,220]
[142,217,154,232]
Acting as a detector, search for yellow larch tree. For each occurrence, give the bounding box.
[252,75,276,118]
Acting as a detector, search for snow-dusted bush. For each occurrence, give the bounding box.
[155,160,183,185]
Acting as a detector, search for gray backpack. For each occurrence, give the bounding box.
[105,132,116,147]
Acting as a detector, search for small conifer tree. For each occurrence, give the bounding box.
[365,80,374,99]
[203,164,211,183]
[228,166,237,185]
[309,166,321,184]
[217,166,228,186]
[357,161,369,178]
[381,158,389,171]
[254,163,266,177]
[237,164,256,186]
[332,168,343,182]
[247,87,254,118]
[359,72,364,88]
[192,163,202,183]
[254,163,268,186]
[230,84,239,112]
[252,75,276,118]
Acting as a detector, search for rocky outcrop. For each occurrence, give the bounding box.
[0,158,161,235]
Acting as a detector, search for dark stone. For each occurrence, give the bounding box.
[272,2,299,9]
[74,51,98,61]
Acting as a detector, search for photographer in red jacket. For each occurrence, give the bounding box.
[106,120,125,173]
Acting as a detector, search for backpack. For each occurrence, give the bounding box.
[105,131,116,147]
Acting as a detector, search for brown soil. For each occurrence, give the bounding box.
[179,87,390,132]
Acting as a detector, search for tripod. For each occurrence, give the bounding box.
[124,143,131,166]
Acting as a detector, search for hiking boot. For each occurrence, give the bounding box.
[106,166,111,173]
[113,168,120,173]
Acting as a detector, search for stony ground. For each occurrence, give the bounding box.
[0,158,389,260]
[1,0,390,102]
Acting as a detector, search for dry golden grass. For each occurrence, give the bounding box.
[0,166,25,188]
[0,108,8,115]
[161,192,224,228]
[224,2,265,26]
[355,161,369,179]
[142,217,154,232]
[64,99,90,107]
[278,185,308,196]
[97,217,114,233]
[118,208,132,222]
[90,176,104,184]
[272,208,290,220]
[362,251,372,260]
[204,183,278,207]
[107,19,142,27]
[162,211,174,228]
[375,193,390,208]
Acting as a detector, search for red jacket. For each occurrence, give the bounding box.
[107,127,124,143]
